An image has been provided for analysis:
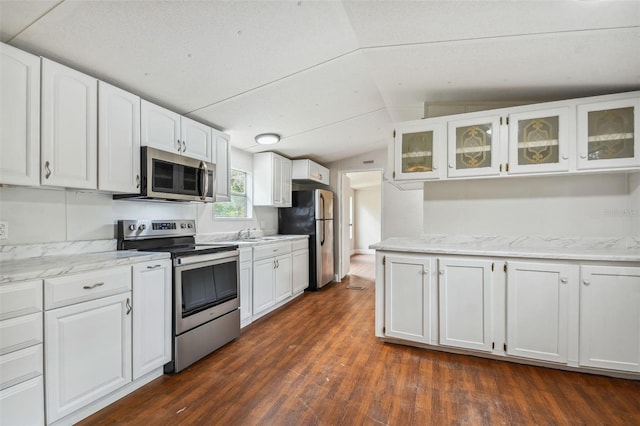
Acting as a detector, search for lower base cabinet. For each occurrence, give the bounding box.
[239,248,253,327]
[0,376,45,425]
[579,265,640,372]
[45,292,132,423]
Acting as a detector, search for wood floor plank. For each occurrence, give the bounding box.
[79,254,640,426]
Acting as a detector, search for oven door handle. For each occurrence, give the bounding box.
[199,161,209,201]
[176,250,239,266]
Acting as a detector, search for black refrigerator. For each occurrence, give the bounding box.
[278,189,334,290]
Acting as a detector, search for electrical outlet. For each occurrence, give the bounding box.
[0,221,7,240]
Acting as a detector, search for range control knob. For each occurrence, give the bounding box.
[181,223,187,229]
[129,224,136,231]
[187,223,193,229]
[139,224,146,231]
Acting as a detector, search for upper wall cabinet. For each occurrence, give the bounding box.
[212,130,230,202]
[447,115,501,178]
[507,107,571,175]
[253,152,292,207]
[98,81,141,193]
[141,100,212,162]
[291,159,330,185]
[576,97,640,170]
[41,58,97,189]
[394,122,445,180]
[0,43,40,187]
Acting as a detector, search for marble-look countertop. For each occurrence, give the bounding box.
[0,251,171,284]
[196,234,309,246]
[370,235,640,262]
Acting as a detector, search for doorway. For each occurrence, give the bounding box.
[339,170,382,279]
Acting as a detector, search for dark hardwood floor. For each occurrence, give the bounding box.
[81,254,640,425]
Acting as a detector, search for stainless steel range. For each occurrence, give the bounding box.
[117,219,240,373]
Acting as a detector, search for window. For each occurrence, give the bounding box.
[214,169,252,218]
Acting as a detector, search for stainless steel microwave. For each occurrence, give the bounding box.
[115,147,216,202]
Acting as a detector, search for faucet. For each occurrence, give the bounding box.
[237,227,253,240]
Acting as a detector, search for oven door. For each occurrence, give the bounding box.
[174,250,239,335]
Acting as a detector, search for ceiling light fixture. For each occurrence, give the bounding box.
[255,133,280,145]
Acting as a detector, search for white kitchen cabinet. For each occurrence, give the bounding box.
[181,116,212,162]
[438,257,493,352]
[291,159,330,185]
[394,121,445,180]
[577,97,640,170]
[239,248,253,327]
[0,43,40,187]
[98,81,141,193]
[253,257,276,315]
[45,292,132,423]
[507,107,572,174]
[506,261,579,364]
[132,260,171,380]
[384,255,433,344]
[274,254,292,303]
[0,278,44,426]
[447,115,501,178]
[292,239,309,295]
[41,58,97,189]
[252,242,292,317]
[212,129,231,201]
[140,99,181,155]
[253,152,292,207]
[579,265,640,372]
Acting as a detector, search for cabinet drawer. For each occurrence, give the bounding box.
[0,280,43,320]
[0,313,42,355]
[0,344,42,390]
[45,266,131,310]
[254,242,292,261]
[239,247,252,263]
[291,239,308,252]
[0,375,44,426]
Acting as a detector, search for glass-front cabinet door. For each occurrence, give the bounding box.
[577,98,640,170]
[447,116,501,178]
[507,107,571,174]
[394,122,444,180]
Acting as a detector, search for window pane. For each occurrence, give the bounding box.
[230,170,245,195]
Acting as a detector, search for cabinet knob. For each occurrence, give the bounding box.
[560,277,568,284]
[433,166,438,170]
[583,278,591,286]
[580,154,587,159]
[422,269,429,275]
[562,155,569,160]
[439,269,444,275]
[448,163,453,169]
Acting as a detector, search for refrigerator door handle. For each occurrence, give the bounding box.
[319,193,325,220]
[320,219,325,245]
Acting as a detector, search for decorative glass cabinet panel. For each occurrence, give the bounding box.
[577,98,640,170]
[507,107,570,174]
[394,122,444,180]
[447,116,501,177]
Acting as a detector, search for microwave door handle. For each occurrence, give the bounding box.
[199,161,209,201]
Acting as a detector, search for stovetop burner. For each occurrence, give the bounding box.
[143,243,239,258]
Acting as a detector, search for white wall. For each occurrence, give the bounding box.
[354,187,381,254]
[423,173,635,238]
[0,147,278,245]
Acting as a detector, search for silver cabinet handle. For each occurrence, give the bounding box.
[183,140,186,152]
[136,174,140,188]
[177,139,182,153]
[583,278,591,286]
[126,297,132,315]
[560,277,568,284]
[83,282,104,290]
[45,161,52,179]
[147,264,162,269]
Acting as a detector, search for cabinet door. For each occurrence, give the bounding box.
[0,376,44,426]
[394,122,444,180]
[507,107,571,174]
[45,292,132,423]
[140,99,181,154]
[132,260,171,380]
[213,130,230,202]
[272,154,284,206]
[239,261,252,325]
[577,97,640,170]
[292,249,309,295]
[438,258,492,351]
[181,116,212,162]
[98,81,141,193]
[506,261,578,363]
[280,157,292,207]
[579,265,640,372]
[447,116,501,178]
[0,43,40,186]
[41,58,97,189]
[275,254,292,303]
[384,255,432,344]
[253,258,275,315]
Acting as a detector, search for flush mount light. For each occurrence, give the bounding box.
[255,133,280,145]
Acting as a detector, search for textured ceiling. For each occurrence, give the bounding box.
[1,0,639,164]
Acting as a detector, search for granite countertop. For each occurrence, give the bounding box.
[370,235,640,262]
[0,251,171,284]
